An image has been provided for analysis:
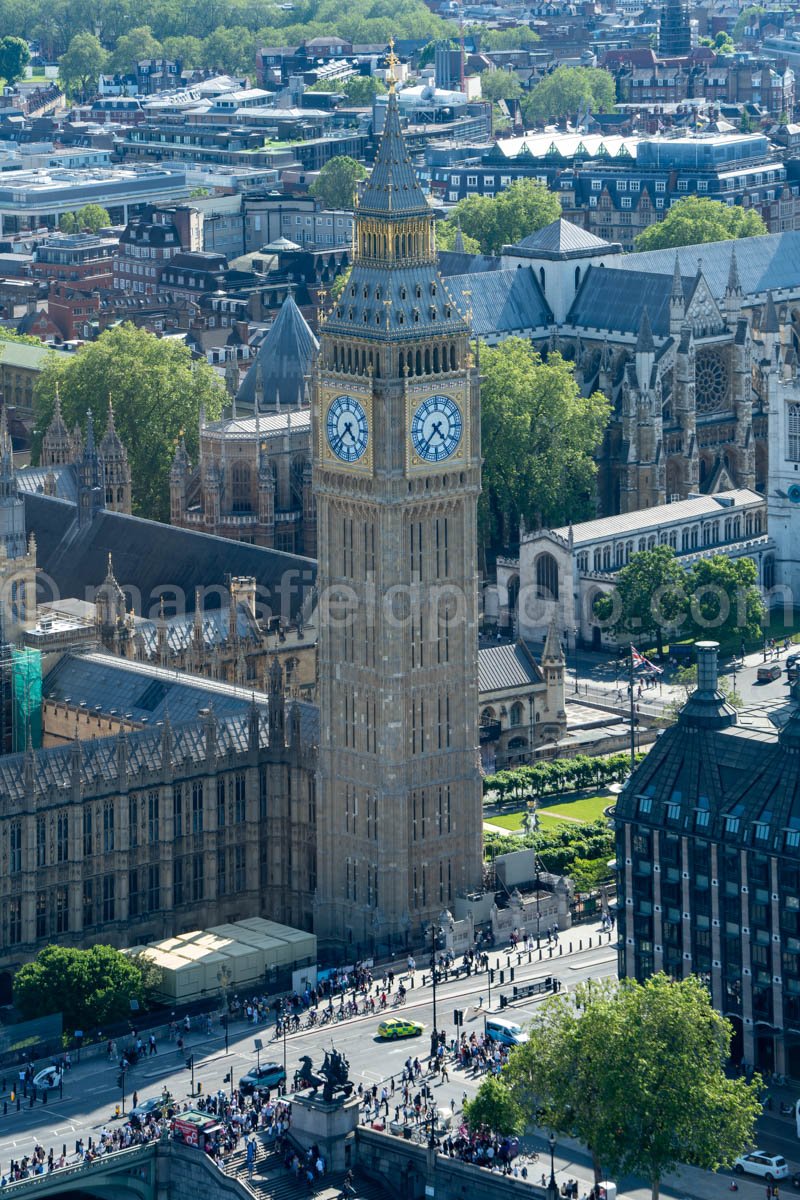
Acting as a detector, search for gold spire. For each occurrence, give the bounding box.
[386,36,398,93]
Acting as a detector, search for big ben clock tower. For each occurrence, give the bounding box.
[312,47,484,952]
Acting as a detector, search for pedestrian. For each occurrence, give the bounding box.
[149,1035,157,1055]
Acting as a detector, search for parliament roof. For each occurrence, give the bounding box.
[479,640,543,693]
[44,651,269,725]
[605,231,800,302]
[446,266,552,337]
[24,492,315,619]
[236,293,318,411]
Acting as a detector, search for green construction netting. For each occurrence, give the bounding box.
[12,647,42,752]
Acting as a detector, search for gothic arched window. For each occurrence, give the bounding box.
[788,404,800,461]
[535,553,559,601]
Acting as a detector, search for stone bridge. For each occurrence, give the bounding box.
[0,1139,252,1200]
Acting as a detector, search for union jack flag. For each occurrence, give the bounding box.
[631,645,663,675]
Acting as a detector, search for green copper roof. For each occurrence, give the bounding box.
[358,91,429,217]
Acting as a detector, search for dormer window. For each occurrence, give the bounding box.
[415,285,422,299]
[431,283,437,296]
[400,287,407,300]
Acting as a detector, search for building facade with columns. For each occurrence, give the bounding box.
[615,640,800,1077]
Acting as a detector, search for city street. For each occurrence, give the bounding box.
[0,933,796,1200]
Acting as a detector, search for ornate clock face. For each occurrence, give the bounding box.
[411,395,463,463]
[326,394,368,463]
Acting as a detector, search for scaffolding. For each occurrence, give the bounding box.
[12,647,41,752]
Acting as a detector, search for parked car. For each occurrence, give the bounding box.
[238,1063,286,1094]
[733,1152,789,1181]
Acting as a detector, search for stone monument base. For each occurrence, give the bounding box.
[290,1091,360,1173]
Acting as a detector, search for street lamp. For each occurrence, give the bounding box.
[528,799,541,945]
[429,925,439,1061]
[547,1131,559,1200]
[574,628,580,694]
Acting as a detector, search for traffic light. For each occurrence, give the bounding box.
[453,1009,463,1026]
[489,969,495,983]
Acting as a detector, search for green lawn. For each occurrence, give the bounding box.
[543,794,611,823]
[485,793,610,832]
[487,811,526,831]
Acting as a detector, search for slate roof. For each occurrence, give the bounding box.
[0,714,261,802]
[567,265,694,336]
[446,267,552,337]
[437,250,501,277]
[324,265,470,340]
[612,697,800,851]
[605,231,800,302]
[358,88,429,216]
[24,492,316,619]
[511,218,613,258]
[17,463,78,503]
[203,410,310,441]
[548,488,763,546]
[235,294,318,411]
[44,651,269,725]
[479,641,543,693]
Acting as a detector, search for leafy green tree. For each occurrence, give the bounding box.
[128,952,164,1007]
[480,67,523,103]
[161,35,203,68]
[451,179,561,256]
[464,1076,525,1136]
[634,196,767,250]
[479,339,609,553]
[33,324,223,521]
[329,264,351,303]
[14,944,150,1033]
[593,545,687,657]
[59,32,109,98]
[523,65,616,125]
[342,74,385,103]
[310,154,367,210]
[0,35,30,85]
[504,974,762,1200]
[732,5,765,42]
[59,203,111,234]
[685,555,764,646]
[201,25,256,74]
[476,26,540,51]
[109,25,163,74]
[434,218,480,254]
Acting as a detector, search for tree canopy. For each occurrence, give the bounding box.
[594,547,765,654]
[479,339,609,554]
[0,35,30,85]
[450,179,561,255]
[33,324,224,522]
[522,65,616,126]
[634,196,767,250]
[501,975,761,1200]
[14,944,160,1033]
[59,32,109,99]
[474,26,540,51]
[59,204,110,234]
[593,545,686,657]
[732,5,765,42]
[480,67,523,103]
[311,74,386,103]
[434,219,480,254]
[20,0,452,72]
[310,155,367,211]
[109,25,163,75]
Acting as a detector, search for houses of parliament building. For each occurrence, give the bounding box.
[0,68,485,990]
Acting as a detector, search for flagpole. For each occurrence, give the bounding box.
[629,643,636,769]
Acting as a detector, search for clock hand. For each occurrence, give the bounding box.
[342,420,355,443]
[423,420,444,451]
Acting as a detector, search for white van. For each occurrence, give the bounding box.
[484,1016,528,1047]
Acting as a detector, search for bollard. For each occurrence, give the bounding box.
[42,1092,46,1105]
[3,1102,6,1116]
[198,1082,203,1094]
[589,937,593,948]
[579,939,583,950]
[559,944,563,955]
[569,942,572,953]
[538,948,542,960]
[506,956,511,968]
[15,1096,20,1112]
[528,951,532,963]
[549,947,553,957]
